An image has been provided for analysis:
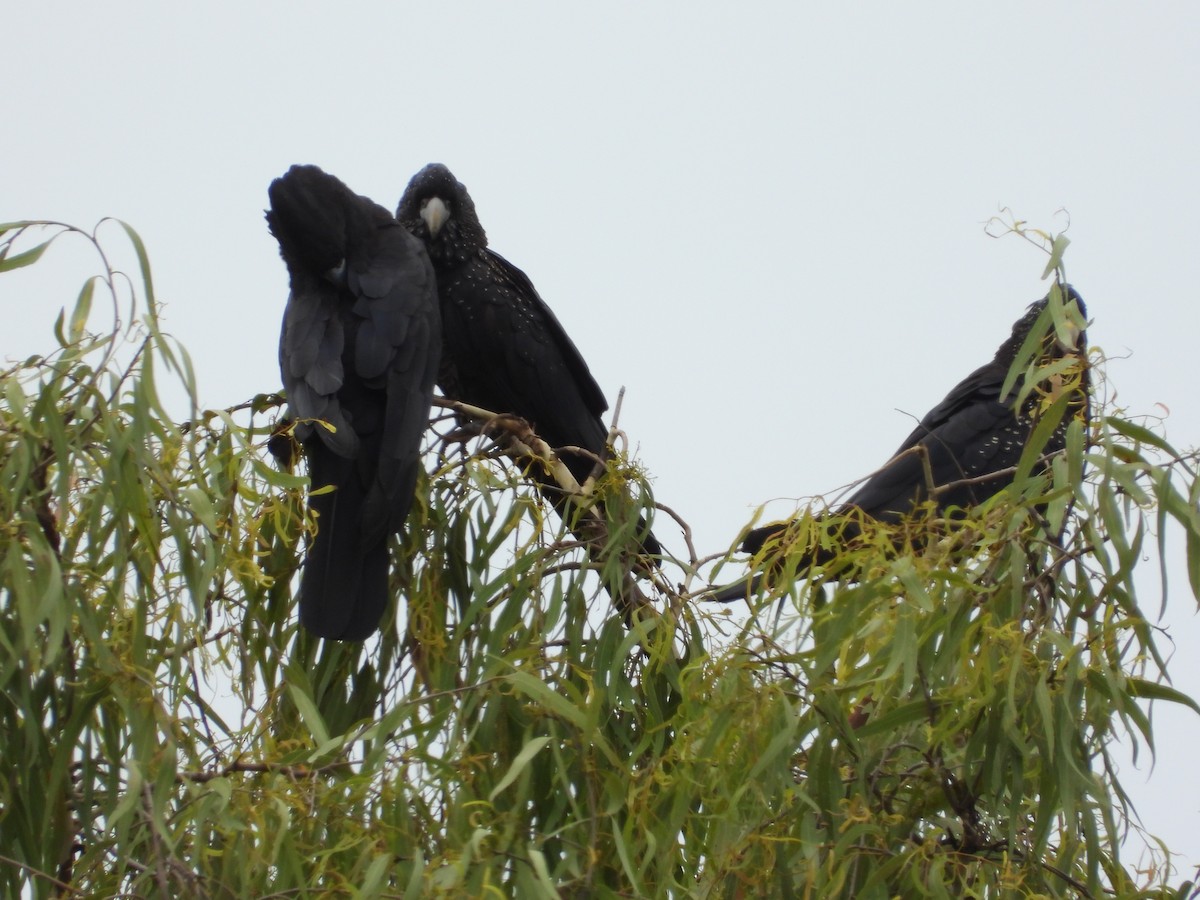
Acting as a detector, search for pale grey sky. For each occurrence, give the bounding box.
[5,1,1199,877]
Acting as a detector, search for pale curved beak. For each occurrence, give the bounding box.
[421,197,449,237]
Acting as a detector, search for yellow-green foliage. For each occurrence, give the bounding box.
[1,220,1198,898]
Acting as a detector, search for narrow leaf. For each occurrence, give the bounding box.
[286,682,331,746]
[69,277,97,342]
[489,735,552,801]
[1127,677,1200,715]
[0,239,52,272]
[506,670,586,729]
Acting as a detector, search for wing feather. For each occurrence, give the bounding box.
[268,164,440,639]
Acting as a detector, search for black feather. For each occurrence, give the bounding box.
[397,163,661,559]
[268,164,441,640]
[739,286,1089,564]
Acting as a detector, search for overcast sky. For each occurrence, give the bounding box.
[5,2,1199,877]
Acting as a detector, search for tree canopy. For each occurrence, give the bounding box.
[1,218,1198,898]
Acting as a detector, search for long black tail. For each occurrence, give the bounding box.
[742,521,844,564]
[554,447,662,560]
[524,458,660,621]
[706,520,844,604]
[740,522,786,556]
[540,486,662,561]
[298,446,390,641]
[707,572,767,604]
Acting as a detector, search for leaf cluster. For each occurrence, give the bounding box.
[1,221,1198,898]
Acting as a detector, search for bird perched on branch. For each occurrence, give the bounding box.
[396,163,661,560]
[267,164,441,640]
[714,285,1089,601]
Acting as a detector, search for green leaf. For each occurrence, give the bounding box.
[1015,416,1061,485]
[287,680,332,747]
[0,238,52,272]
[114,218,156,308]
[489,735,552,801]
[0,219,37,235]
[1041,234,1071,279]
[854,700,930,738]
[1127,677,1200,715]
[3,212,1197,897]
[69,277,96,341]
[182,487,220,533]
[1106,415,1182,457]
[357,852,393,899]
[1000,301,1052,403]
[403,847,426,898]
[526,848,558,897]
[505,670,586,729]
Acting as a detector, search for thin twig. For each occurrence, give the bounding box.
[178,760,352,784]
[0,853,83,896]
[655,501,698,567]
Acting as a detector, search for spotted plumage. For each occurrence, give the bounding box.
[396,163,661,558]
[268,165,441,640]
[739,285,1089,562]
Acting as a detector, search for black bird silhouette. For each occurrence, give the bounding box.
[396,163,661,559]
[268,165,441,640]
[715,285,1089,600]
